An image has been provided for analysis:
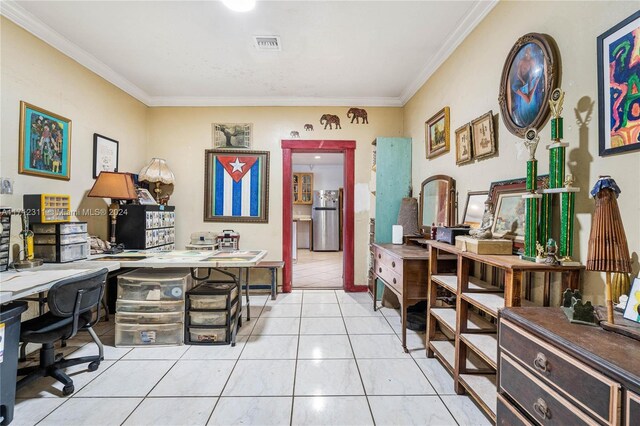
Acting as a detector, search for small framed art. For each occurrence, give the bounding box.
[212,123,252,149]
[471,111,496,160]
[425,107,450,159]
[19,101,71,180]
[93,133,119,178]
[455,123,472,165]
[597,10,640,156]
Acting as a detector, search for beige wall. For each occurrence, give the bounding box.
[0,18,148,242]
[404,1,640,302]
[147,107,403,285]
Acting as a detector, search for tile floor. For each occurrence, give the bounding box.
[292,250,343,289]
[13,290,491,426]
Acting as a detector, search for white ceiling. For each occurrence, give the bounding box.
[293,153,343,165]
[2,0,497,107]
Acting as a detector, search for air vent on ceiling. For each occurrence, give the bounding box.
[254,36,281,51]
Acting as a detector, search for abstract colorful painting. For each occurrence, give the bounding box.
[19,101,71,180]
[623,278,640,323]
[597,11,640,156]
[204,150,269,223]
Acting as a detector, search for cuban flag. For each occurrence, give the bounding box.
[212,156,262,217]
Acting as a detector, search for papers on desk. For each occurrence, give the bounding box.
[0,269,89,293]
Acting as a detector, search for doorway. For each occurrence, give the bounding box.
[281,140,365,293]
[292,152,344,289]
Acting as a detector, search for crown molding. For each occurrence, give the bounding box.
[146,96,404,107]
[0,0,152,105]
[2,0,496,108]
[399,0,499,105]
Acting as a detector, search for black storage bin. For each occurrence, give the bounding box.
[185,282,239,345]
[0,301,28,425]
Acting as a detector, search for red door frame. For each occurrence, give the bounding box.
[281,139,366,293]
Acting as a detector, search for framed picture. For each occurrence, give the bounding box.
[455,123,473,165]
[597,10,640,156]
[462,190,488,229]
[19,101,71,180]
[623,278,640,323]
[488,175,549,251]
[212,123,252,149]
[93,133,119,178]
[425,107,450,159]
[471,111,497,159]
[498,33,559,138]
[204,149,270,223]
[136,188,157,205]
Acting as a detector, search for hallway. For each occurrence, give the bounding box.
[293,250,343,289]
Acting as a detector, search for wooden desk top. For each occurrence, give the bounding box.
[427,240,584,272]
[372,243,430,260]
[502,307,640,394]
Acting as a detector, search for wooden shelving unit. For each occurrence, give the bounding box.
[425,240,583,422]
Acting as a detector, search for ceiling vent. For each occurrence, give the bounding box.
[254,36,281,51]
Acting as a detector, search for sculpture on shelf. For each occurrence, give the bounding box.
[544,238,560,265]
[535,241,545,263]
[469,201,494,239]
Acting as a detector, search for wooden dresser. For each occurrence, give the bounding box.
[498,307,640,426]
[371,243,429,352]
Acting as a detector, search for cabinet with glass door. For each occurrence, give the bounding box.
[293,173,313,204]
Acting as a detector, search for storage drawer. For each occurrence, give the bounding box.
[116,300,184,313]
[33,233,88,245]
[627,391,640,426]
[189,288,238,310]
[374,247,403,275]
[115,311,183,325]
[375,260,403,295]
[118,268,191,301]
[500,354,599,425]
[497,394,534,426]
[188,327,227,344]
[115,323,182,346]
[34,242,88,263]
[500,320,619,424]
[189,304,237,326]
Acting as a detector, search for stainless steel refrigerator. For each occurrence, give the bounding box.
[312,190,340,251]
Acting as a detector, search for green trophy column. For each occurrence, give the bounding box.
[524,160,538,258]
[559,191,576,258]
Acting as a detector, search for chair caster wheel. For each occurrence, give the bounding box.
[88,361,100,372]
[62,384,75,396]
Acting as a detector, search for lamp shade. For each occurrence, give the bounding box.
[139,158,175,184]
[586,176,631,273]
[88,172,137,200]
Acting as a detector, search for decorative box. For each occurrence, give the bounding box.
[435,227,470,245]
[455,236,513,255]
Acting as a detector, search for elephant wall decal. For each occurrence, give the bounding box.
[290,131,300,138]
[347,108,368,124]
[304,124,314,131]
[320,114,341,130]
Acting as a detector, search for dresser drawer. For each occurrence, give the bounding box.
[497,394,534,426]
[627,391,640,426]
[374,247,403,275]
[375,260,403,295]
[500,320,619,424]
[500,354,599,426]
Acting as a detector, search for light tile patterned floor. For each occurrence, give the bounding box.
[13,291,491,426]
[293,250,342,289]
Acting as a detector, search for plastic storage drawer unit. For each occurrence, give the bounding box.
[116,300,184,314]
[189,285,238,310]
[185,282,240,346]
[117,268,192,302]
[115,323,182,346]
[115,311,184,325]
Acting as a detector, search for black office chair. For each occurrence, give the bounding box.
[16,268,108,396]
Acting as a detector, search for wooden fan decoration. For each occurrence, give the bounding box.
[586,176,631,325]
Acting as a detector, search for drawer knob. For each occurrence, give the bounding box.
[533,352,550,373]
[379,267,382,273]
[393,278,397,284]
[378,254,381,259]
[533,398,551,420]
[392,261,396,268]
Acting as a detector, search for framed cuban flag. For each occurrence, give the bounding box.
[204,149,270,223]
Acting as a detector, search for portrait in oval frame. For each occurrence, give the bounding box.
[498,33,560,138]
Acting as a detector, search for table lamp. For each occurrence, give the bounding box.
[88,172,137,252]
[138,158,175,203]
[586,176,631,325]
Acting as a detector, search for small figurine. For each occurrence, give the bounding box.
[562,288,573,308]
[535,241,545,263]
[573,299,595,323]
[523,128,540,161]
[564,174,575,188]
[544,238,560,265]
[469,201,494,240]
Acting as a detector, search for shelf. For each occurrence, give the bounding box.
[432,274,457,293]
[461,292,535,318]
[467,276,502,293]
[460,333,498,368]
[430,308,495,334]
[458,374,497,421]
[429,340,456,373]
